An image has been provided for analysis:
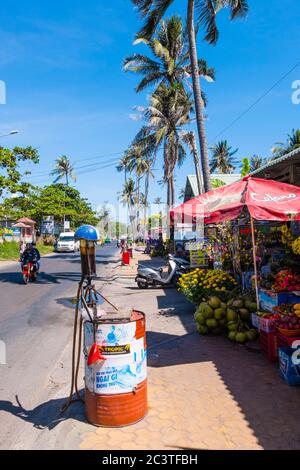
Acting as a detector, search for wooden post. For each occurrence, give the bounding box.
[250,216,259,311]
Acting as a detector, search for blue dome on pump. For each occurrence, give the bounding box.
[75,225,99,241]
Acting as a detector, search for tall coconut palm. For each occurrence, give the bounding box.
[131,0,248,192]
[210,140,238,174]
[180,130,204,194]
[124,15,215,101]
[51,155,76,186]
[272,129,300,159]
[116,152,133,183]
[119,178,137,240]
[136,83,191,207]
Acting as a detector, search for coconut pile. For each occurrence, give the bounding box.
[194,295,258,344]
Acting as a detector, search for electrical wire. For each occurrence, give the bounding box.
[211,60,300,142]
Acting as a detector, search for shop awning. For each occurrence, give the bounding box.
[170,177,300,225]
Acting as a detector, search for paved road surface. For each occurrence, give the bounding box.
[0,244,118,449]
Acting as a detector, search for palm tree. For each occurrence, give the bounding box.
[250,155,266,172]
[119,178,137,241]
[136,83,191,207]
[272,129,300,159]
[116,152,132,183]
[124,15,215,102]
[131,0,248,192]
[210,140,238,174]
[51,155,76,186]
[180,130,204,194]
[154,197,162,205]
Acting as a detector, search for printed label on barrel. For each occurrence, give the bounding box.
[84,321,147,395]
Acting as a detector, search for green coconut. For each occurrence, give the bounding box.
[227,321,238,332]
[197,325,209,335]
[226,308,238,322]
[239,308,250,320]
[208,296,221,309]
[214,308,225,320]
[246,329,258,341]
[206,318,218,329]
[232,299,244,309]
[228,331,237,341]
[235,332,247,344]
[219,318,227,327]
[202,304,214,319]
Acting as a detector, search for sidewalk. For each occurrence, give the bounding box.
[74,249,300,451]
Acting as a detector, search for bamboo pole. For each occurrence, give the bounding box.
[250,216,259,311]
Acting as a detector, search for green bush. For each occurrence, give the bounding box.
[0,240,20,260]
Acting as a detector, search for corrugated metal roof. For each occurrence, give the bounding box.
[184,173,241,201]
[250,147,300,176]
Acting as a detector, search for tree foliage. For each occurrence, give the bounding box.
[1,183,98,228]
[0,146,39,197]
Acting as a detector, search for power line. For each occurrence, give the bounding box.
[211,60,300,142]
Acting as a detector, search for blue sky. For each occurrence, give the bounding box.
[0,0,299,215]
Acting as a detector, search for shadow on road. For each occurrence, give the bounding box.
[0,394,86,431]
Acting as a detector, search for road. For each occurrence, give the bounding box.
[0,244,119,449]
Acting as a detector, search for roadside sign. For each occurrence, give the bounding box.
[189,242,208,268]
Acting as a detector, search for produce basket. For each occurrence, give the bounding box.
[259,331,278,363]
[277,327,300,337]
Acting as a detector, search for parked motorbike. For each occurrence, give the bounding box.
[22,261,38,284]
[135,254,188,288]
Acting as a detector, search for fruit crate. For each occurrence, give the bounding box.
[278,347,300,386]
[251,313,260,329]
[259,331,278,362]
[277,333,300,349]
[258,289,288,313]
[258,317,276,333]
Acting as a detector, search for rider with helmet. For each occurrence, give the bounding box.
[21,243,41,272]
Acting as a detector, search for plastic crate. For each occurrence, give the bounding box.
[251,313,260,329]
[259,331,278,362]
[278,346,300,386]
[288,292,300,305]
[277,333,300,349]
[258,317,276,333]
[258,289,288,312]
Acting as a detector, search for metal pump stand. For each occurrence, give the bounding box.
[61,225,118,414]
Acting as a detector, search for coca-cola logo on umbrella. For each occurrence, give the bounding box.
[250,192,297,203]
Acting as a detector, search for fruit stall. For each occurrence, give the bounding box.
[171,176,300,386]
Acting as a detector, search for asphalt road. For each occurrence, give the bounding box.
[0,244,119,449]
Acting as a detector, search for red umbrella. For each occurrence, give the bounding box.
[171,176,300,309]
[171,177,300,224]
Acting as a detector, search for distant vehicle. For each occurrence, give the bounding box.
[104,237,111,244]
[56,232,79,252]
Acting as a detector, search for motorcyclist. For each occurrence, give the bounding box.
[21,243,41,272]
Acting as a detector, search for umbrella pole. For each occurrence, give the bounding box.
[250,216,259,311]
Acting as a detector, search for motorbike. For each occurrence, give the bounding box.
[135,254,189,289]
[22,261,38,284]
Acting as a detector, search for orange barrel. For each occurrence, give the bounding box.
[84,310,147,427]
[122,251,130,265]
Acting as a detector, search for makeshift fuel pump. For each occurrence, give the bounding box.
[62,225,148,426]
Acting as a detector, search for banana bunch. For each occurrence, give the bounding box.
[292,237,300,255]
[293,303,300,318]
